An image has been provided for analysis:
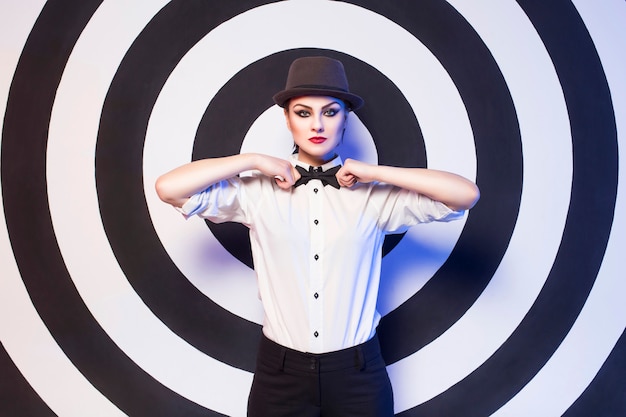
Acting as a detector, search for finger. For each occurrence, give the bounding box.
[274,176,293,190]
[338,174,357,188]
[290,165,300,182]
[336,171,352,183]
[276,165,297,188]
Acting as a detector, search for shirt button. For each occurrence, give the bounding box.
[314,188,319,193]
[314,331,319,338]
[314,254,319,261]
[314,219,319,225]
[314,292,319,299]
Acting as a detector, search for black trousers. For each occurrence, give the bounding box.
[247,334,394,417]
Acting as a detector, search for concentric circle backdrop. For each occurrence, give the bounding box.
[1,1,624,416]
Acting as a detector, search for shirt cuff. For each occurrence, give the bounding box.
[177,190,211,219]
[437,202,466,222]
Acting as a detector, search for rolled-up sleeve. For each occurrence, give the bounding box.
[374,185,465,233]
[177,177,249,224]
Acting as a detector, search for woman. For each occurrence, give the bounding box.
[156,56,479,417]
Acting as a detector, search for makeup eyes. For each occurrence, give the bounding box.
[293,108,341,117]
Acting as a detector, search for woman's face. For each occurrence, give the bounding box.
[284,95,348,166]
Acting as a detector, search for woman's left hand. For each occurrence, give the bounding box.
[336,158,480,210]
[336,158,374,188]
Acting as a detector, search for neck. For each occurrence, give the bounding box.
[297,153,338,167]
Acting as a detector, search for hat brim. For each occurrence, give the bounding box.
[273,88,364,111]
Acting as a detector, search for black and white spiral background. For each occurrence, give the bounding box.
[1,1,624,416]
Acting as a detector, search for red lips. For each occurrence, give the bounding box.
[309,136,327,144]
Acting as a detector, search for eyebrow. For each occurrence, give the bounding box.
[291,100,343,110]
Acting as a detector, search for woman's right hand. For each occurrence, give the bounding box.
[156,153,298,207]
[253,154,298,190]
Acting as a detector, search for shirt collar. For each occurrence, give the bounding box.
[290,153,343,171]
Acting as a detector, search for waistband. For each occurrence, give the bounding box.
[257,334,383,373]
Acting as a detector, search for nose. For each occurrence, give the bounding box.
[311,114,324,133]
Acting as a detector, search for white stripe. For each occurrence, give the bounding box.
[46,1,251,416]
[143,2,467,413]
[0,1,125,416]
[9,0,622,416]
[144,0,471,330]
[493,1,626,414]
[389,0,573,410]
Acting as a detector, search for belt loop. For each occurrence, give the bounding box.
[279,347,287,371]
[355,346,365,371]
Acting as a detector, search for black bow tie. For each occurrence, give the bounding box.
[293,165,341,189]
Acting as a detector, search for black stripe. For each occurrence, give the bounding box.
[0,342,55,417]
[2,0,619,415]
[2,0,227,415]
[95,0,286,372]
[398,0,618,415]
[196,49,424,268]
[357,0,523,363]
[562,329,626,417]
[99,0,520,379]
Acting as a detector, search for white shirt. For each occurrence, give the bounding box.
[180,155,463,353]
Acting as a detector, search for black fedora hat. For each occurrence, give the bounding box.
[273,56,364,111]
